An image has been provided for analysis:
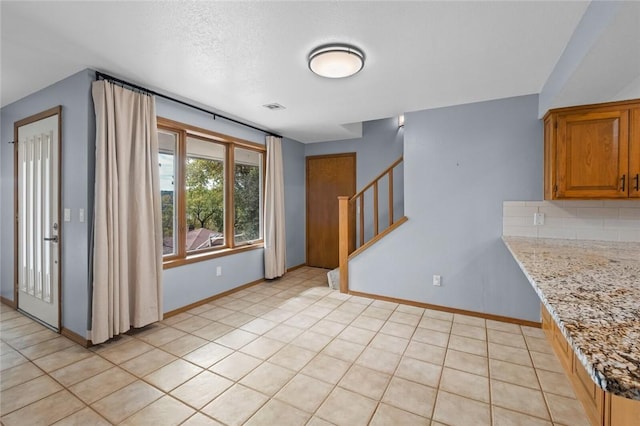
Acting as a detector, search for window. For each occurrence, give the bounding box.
[158,118,265,268]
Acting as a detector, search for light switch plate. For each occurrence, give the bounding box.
[79,208,85,223]
[64,208,71,222]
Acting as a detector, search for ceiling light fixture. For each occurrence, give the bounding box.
[308,44,365,79]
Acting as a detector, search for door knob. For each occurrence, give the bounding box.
[44,236,59,243]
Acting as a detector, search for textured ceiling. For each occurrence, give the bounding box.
[1,1,591,143]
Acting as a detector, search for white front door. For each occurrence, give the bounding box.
[16,109,61,330]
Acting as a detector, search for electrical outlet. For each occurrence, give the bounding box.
[216,266,222,277]
[533,212,545,226]
[433,275,441,286]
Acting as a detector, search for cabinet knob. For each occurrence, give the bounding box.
[620,175,626,192]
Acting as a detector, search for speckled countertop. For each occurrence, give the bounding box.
[503,236,640,400]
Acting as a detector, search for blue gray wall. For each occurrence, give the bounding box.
[0,69,95,336]
[0,70,307,336]
[349,95,543,322]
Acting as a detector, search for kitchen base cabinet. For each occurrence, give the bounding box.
[541,304,639,426]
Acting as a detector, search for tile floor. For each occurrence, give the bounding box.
[0,266,590,425]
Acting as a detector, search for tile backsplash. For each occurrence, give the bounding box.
[503,200,640,242]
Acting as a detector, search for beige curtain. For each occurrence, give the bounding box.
[264,135,287,279]
[91,80,163,344]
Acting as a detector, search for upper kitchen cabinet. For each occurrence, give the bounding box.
[544,99,640,200]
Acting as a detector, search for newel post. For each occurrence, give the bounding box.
[338,196,350,293]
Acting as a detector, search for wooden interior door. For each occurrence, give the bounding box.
[556,110,629,198]
[306,153,356,269]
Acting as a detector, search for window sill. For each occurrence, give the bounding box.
[163,242,264,270]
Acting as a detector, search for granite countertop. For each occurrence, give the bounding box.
[503,236,640,400]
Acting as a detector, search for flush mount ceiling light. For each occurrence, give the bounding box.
[308,44,365,78]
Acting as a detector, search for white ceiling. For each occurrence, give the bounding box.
[0,1,594,143]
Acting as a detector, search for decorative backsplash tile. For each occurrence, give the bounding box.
[503,200,640,242]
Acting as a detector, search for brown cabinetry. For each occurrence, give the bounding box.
[541,304,640,425]
[544,99,640,200]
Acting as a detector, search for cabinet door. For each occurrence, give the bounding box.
[630,108,640,198]
[557,110,629,198]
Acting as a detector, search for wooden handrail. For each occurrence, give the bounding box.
[338,156,406,293]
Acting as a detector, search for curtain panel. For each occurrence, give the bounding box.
[91,80,163,344]
[264,136,287,279]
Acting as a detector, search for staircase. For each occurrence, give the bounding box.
[336,156,407,292]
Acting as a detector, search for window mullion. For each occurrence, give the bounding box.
[177,129,187,259]
[226,144,235,249]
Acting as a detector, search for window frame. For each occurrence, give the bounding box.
[158,117,266,269]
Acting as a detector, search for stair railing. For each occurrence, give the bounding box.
[338,156,407,293]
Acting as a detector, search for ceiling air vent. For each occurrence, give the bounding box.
[263,103,286,111]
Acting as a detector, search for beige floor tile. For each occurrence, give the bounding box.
[0,361,44,391]
[379,321,416,339]
[263,323,303,343]
[336,301,367,315]
[260,308,295,323]
[350,315,385,332]
[275,374,333,413]
[294,304,331,319]
[492,406,553,426]
[144,358,203,392]
[487,329,527,349]
[536,369,576,398]
[170,371,233,409]
[491,380,550,420]
[370,403,430,426]
[454,314,486,327]
[302,353,351,384]
[120,395,195,425]
[451,323,487,341]
[91,380,163,424]
[159,333,208,357]
[306,416,335,426]
[445,349,488,376]
[283,313,320,329]
[418,317,452,333]
[404,341,447,365]
[290,330,332,352]
[172,315,214,333]
[1,350,30,372]
[544,392,590,425]
[202,384,268,426]
[371,300,398,311]
[488,342,533,367]
[448,334,488,357]
[32,344,92,373]
[161,312,194,326]
[525,335,554,354]
[184,342,234,368]
[192,322,234,340]
[19,336,76,360]
[240,336,286,360]
[121,347,177,377]
[0,316,37,333]
[240,317,279,335]
[395,356,442,388]
[309,319,346,337]
[269,344,316,371]
[215,329,259,349]
[9,328,59,349]
[1,389,85,426]
[240,361,296,395]
[382,376,437,417]
[0,375,62,414]
[521,325,546,338]
[530,351,564,373]
[356,347,401,375]
[53,407,111,426]
[486,320,522,334]
[338,364,391,400]
[369,333,409,355]
[412,327,449,347]
[210,351,262,380]
[316,387,378,426]
[198,306,234,321]
[187,304,216,315]
[490,358,540,389]
[337,325,376,345]
[138,326,187,346]
[422,309,454,321]
[388,311,421,326]
[246,400,310,425]
[396,304,425,316]
[324,309,359,324]
[69,366,137,404]
[362,306,393,320]
[440,367,489,402]
[433,391,491,426]
[321,338,365,362]
[182,412,224,425]
[50,355,113,387]
[98,339,154,364]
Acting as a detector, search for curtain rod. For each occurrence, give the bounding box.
[95,71,282,138]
